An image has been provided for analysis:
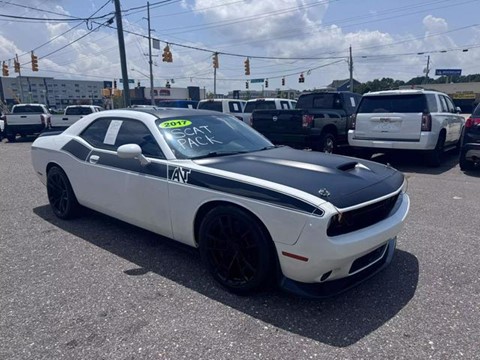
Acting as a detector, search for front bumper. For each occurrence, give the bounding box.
[279,238,396,298]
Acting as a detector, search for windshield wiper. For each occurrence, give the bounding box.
[190,150,250,159]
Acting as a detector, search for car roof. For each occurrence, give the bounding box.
[364,89,447,96]
[198,98,245,102]
[121,107,225,119]
[246,98,294,102]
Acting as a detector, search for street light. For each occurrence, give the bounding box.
[131,68,155,105]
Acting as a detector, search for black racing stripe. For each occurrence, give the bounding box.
[90,151,168,178]
[74,147,316,214]
[61,140,91,161]
[182,170,317,214]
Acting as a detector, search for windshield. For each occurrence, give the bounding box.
[156,114,273,159]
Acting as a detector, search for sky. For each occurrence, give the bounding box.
[0,0,479,95]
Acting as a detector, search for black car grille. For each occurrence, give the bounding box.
[327,193,400,237]
[349,243,388,274]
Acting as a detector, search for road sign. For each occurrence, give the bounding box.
[250,78,265,83]
[435,69,462,76]
[119,78,135,84]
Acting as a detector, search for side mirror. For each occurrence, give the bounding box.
[455,106,462,114]
[117,143,150,166]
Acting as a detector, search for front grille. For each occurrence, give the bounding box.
[327,193,400,237]
[349,243,388,274]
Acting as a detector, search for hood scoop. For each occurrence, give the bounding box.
[337,161,372,172]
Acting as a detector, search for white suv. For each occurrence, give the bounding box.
[348,89,464,166]
[197,99,246,120]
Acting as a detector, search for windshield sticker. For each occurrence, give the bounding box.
[103,120,123,145]
[169,125,223,149]
[159,120,192,128]
[350,97,356,107]
[171,167,191,183]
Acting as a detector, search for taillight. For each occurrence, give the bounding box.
[249,114,253,126]
[421,113,432,131]
[40,114,45,126]
[465,117,480,128]
[302,114,314,128]
[349,114,356,130]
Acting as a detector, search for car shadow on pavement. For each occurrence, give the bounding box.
[349,150,459,175]
[34,205,419,348]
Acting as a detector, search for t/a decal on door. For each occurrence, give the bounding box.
[170,167,191,184]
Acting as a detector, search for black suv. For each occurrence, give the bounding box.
[459,103,480,171]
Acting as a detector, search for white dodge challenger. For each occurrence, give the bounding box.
[31,108,410,297]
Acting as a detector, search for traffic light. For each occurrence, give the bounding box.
[113,80,117,88]
[166,81,171,88]
[281,77,285,86]
[245,81,249,89]
[162,44,173,63]
[244,58,250,75]
[14,59,20,73]
[2,61,9,76]
[212,53,219,69]
[299,73,305,83]
[31,52,39,71]
[265,79,269,88]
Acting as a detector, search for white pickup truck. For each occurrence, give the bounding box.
[4,104,51,142]
[241,98,297,124]
[49,105,104,129]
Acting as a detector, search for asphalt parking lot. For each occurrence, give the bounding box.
[1,138,479,360]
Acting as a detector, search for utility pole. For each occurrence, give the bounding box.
[423,55,430,84]
[349,45,354,92]
[114,0,130,107]
[147,2,155,105]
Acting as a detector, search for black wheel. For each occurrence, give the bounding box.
[316,132,336,154]
[426,133,445,167]
[6,134,15,142]
[47,166,80,219]
[459,153,475,171]
[199,206,274,295]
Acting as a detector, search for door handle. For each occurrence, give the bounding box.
[89,155,100,164]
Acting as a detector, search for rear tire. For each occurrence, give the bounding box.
[426,133,445,167]
[199,205,274,295]
[47,166,80,219]
[316,132,336,154]
[6,134,15,143]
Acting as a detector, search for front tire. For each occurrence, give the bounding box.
[199,206,274,295]
[47,166,80,219]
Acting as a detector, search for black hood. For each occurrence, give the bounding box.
[194,147,404,209]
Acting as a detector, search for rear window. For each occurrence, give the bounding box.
[296,93,342,109]
[65,107,94,115]
[12,105,46,113]
[357,94,427,113]
[244,101,276,112]
[198,101,222,112]
[473,103,480,116]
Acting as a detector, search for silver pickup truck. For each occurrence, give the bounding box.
[4,104,51,142]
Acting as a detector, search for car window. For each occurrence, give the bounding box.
[443,96,456,113]
[65,107,94,115]
[473,104,480,116]
[438,96,449,113]
[244,101,277,112]
[229,101,244,113]
[426,94,438,112]
[280,101,290,109]
[198,101,222,112]
[80,118,165,159]
[156,114,273,159]
[357,94,427,113]
[12,105,46,113]
[312,94,337,109]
